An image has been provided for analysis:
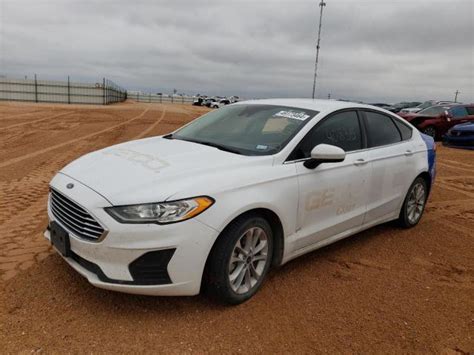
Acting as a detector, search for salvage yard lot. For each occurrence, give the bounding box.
[0,101,473,353]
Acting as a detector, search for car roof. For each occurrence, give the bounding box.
[235,98,377,113]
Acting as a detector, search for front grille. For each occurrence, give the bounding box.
[50,188,105,241]
[450,130,474,137]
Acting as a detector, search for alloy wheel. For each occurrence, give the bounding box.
[228,227,269,294]
[423,126,436,138]
[407,182,426,224]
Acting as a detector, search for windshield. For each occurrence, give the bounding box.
[418,101,434,109]
[418,105,450,116]
[172,104,318,156]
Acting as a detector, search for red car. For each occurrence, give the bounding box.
[400,104,474,139]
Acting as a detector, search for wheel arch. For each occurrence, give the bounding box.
[203,207,285,276]
[417,171,433,196]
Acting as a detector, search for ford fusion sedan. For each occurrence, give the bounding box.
[45,99,436,304]
[401,104,474,139]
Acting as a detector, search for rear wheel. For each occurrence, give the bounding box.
[398,177,428,228]
[422,126,437,139]
[204,215,273,305]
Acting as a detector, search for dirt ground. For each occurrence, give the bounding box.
[0,101,472,354]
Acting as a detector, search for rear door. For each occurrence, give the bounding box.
[361,110,416,225]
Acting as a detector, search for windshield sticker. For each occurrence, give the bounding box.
[273,110,310,121]
[256,144,268,150]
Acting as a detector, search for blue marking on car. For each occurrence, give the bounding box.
[420,133,436,182]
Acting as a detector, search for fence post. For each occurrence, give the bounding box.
[67,76,71,104]
[171,95,174,104]
[103,78,106,105]
[160,94,162,103]
[149,93,151,103]
[182,96,184,104]
[34,74,38,103]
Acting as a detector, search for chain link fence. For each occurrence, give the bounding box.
[127,92,195,104]
[0,75,126,105]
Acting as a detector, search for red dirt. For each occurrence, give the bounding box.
[0,101,472,353]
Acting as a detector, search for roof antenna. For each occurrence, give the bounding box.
[312,0,327,100]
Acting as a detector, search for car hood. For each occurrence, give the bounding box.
[399,112,417,120]
[402,113,433,122]
[60,137,272,205]
[402,108,420,113]
[452,122,474,131]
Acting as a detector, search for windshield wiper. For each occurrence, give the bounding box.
[193,140,243,155]
[166,135,243,155]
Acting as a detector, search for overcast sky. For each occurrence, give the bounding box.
[0,0,473,103]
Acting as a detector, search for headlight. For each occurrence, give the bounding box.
[105,196,214,224]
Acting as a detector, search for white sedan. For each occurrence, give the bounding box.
[45,99,436,304]
[210,98,231,109]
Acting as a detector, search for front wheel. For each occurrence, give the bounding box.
[422,126,437,139]
[204,215,273,305]
[398,177,428,228]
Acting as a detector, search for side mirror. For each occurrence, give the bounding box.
[304,144,346,169]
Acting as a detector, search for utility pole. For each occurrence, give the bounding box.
[454,90,460,103]
[312,0,327,99]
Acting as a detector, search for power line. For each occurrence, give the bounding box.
[312,0,327,99]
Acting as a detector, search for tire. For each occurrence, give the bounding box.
[398,177,428,228]
[204,215,273,305]
[422,126,437,139]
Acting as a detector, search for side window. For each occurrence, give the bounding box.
[364,111,401,147]
[392,118,413,140]
[449,106,468,118]
[292,111,362,159]
[466,107,474,115]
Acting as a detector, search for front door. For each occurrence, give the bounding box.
[290,110,370,252]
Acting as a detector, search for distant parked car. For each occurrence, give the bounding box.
[203,98,217,107]
[443,122,474,149]
[400,100,458,115]
[210,99,231,109]
[193,98,204,106]
[387,102,422,113]
[402,104,474,139]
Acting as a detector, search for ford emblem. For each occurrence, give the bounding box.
[66,183,74,189]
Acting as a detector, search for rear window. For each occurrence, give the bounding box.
[393,118,413,140]
[467,107,474,115]
[364,111,401,147]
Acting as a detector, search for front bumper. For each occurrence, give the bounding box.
[442,135,474,150]
[45,173,219,296]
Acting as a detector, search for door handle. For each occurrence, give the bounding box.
[404,150,414,156]
[353,159,368,166]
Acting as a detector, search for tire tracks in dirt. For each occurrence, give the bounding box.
[1,111,75,129]
[0,106,167,281]
[133,105,167,140]
[0,107,151,169]
[437,162,474,173]
[0,109,49,120]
